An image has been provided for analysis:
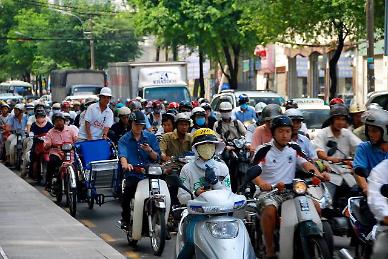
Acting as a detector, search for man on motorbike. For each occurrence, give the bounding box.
[231,94,257,124]
[313,104,361,163]
[353,108,388,195]
[367,159,388,259]
[250,104,282,152]
[177,128,231,259]
[78,88,114,140]
[118,110,161,231]
[190,107,209,134]
[246,102,267,147]
[108,107,131,144]
[160,113,191,162]
[5,104,28,165]
[201,102,217,130]
[251,115,330,258]
[43,112,78,190]
[285,108,317,160]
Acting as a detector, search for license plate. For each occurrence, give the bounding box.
[299,199,310,211]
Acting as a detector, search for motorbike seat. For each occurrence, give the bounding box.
[74,139,116,170]
[350,198,376,227]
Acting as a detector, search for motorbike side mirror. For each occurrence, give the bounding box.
[381,184,388,198]
[326,140,338,148]
[166,174,194,199]
[327,147,337,157]
[245,165,262,183]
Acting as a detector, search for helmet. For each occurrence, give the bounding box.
[200,102,211,111]
[270,115,293,134]
[145,101,153,108]
[152,100,162,108]
[99,87,112,97]
[118,107,131,116]
[219,101,233,112]
[85,98,97,106]
[52,103,61,109]
[198,98,209,104]
[52,112,65,122]
[62,112,71,120]
[179,101,192,111]
[191,107,205,118]
[255,102,267,113]
[191,100,199,108]
[35,108,46,117]
[162,113,176,122]
[284,99,298,109]
[14,103,25,111]
[261,104,282,121]
[238,94,249,105]
[129,100,142,110]
[61,101,70,108]
[129,110,146,125]
[330,104,349,118]
[116,103,125,109]
[285,108,304,121]
[192,128,224,150]
[168,102,179,109]
[329,97,344,106]
[349,103,366,114]
[362,109,388,142]
[72,100,81,106]
[135,96,142,101]
[0,102,10,109]
[175,112,191,124]
[25,103,34,110]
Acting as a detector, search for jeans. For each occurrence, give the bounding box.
[46,154,62,188]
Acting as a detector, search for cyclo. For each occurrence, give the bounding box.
[74,139,120,209]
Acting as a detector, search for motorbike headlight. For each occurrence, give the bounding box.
[293,180,307,195]
[148,166,162,175]
[61,143,73,151]
[206,220,239,239]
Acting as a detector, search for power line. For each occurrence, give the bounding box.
[0,36,135,41]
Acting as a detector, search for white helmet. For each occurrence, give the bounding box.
[284,108,304,120]
[255,102,267,113]
[362,109,388,142]
[14,103,25,111]
[219,101,233,112]
[191,107,205,117]
[118,107,131,116]
[99,87,112,97]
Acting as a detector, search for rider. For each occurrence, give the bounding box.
[353,108,388,195]
[78,88,114,140]
[214,101,246,140]
[148,100,163,129]
[108,107,131,144]
[250,104,283,152]
[118,110,161,230]
[0,103,10,160]
[5,104,28,165]
[155,112,176,140]
[231,94,257,124]
[367,158,388,259]
[177,128,231,259]
[251,115,329,258]
[246,102,267,145]
[313,104,361,163]
[190,107,208,134]
[200,102,217,130]
[160,113,192,162]
[285,108,317,160]
[349,103,367,141]
[43,112,78,190]
[178,101,192,113]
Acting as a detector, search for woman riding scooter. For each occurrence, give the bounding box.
[177,128,231,259]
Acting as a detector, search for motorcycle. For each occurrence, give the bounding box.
[166,174,256,259]
[28,133,49,183]
[14,129,25,170]
[119,165,170,256]
[50,143,78,217]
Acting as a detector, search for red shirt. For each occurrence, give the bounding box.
[44,126,78,160]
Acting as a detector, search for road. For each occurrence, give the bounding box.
[13,169,354,259]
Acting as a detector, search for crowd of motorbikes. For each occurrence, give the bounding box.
[3,98,388,259]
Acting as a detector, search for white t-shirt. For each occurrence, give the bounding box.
[27,115,51,126]
[368,159,388,221]
[255,140,307,185]
[78,103,113,140]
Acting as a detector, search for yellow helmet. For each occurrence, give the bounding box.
[349,103,366,114]
[192,128,219,147]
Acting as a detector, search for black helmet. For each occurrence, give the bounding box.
[179,101,192,112]
[284,99,298,110]
[35,107,46,117]
[330,104,349,118]
[52,112,66,123]
[238,94,249,105]
[262,104,283,121]
[162,113,176,123]
[270,115,293,134]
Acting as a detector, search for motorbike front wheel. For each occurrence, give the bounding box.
[65,167,77,217]
[150,209,166,256]
[297,235,331,259]
[56,177,63,204]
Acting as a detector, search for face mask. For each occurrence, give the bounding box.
[221,112,232,120]
[195,117,206,126]
[241,103,248,110]
[196,143,216,160]
[52,109,60,114]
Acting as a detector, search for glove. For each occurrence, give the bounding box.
[205,165,218,185]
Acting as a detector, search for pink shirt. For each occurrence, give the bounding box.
[44,126,78,160]
[251,124,272,151]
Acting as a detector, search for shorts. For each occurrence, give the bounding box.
[256,190,294,212]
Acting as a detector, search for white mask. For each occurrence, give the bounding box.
[196,143,216,160]
[221,112,232,120]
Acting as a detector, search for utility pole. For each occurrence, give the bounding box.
[367,0,375,93]
[89,19,95,70]
[384,0,388,56]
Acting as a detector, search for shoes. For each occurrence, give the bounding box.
[119,219,129,231]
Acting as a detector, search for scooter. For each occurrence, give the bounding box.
[167,174,256,259]
[227,137,251,189]
[29,133,49,184]
[119,165,171,256]
[14,129,25,170]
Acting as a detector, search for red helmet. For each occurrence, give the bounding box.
[191,100,199,108]
[168,102,179,109]
[152,100,162,108]
[329,97,344,106]
[61,101,71,108]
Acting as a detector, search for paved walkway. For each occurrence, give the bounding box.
[0,163,125,259]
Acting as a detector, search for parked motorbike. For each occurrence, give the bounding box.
[166,174,256,259]
[119,165,170,256]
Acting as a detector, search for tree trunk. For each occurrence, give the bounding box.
[172,44,178,61]
[329,23,345,100]
[199,48,205,97]
[222,40,240,89]
[165,46,169,61]
[155,45,160,61]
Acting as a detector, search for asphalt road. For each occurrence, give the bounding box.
[13,168,355,259]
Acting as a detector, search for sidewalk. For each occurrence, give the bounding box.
[0,163,125,259]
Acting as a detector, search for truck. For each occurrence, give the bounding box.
[107,62,191,102]
[49,69,106,103]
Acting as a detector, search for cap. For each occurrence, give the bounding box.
[130,110,146,125]
[99,87,112,97]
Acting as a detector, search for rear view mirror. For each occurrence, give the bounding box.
[326,140,338,148]
[327,148,337,157]
[381,184,388,198]
[245,165,262,183]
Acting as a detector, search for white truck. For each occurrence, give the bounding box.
[107,62,191,102]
